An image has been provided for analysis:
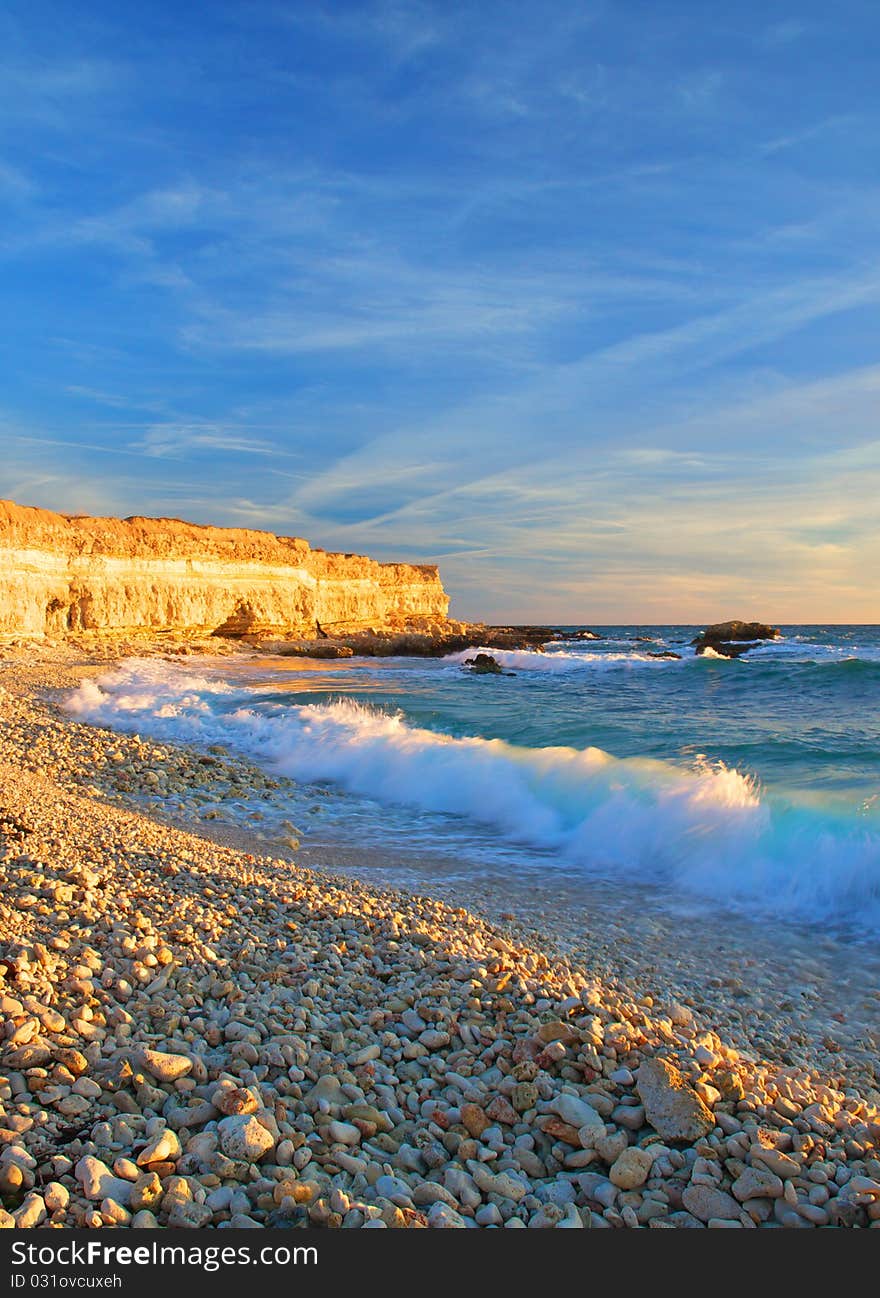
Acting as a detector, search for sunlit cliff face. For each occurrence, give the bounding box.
[0,500,448,639]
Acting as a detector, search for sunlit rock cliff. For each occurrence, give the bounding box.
[0,500,449,640]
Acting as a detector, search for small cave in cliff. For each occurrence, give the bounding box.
[45,596,71,634]
[65,590,96,632]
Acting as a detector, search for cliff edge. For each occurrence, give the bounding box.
[0,500,449,640]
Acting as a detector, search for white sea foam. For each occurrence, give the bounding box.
[67,659,234,718]
[750,639,880,663]
[443,646,680,672]
[64,660,880,926]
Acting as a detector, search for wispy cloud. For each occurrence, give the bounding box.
[0,1,878,618]
[675,69,725,111]
[0,159,35,196]
[135,423,284,459]
[758,114,853,157]
[758,19,810,50]
[0,53,125,130]
[282,0,446,62]
[65,385,161,411]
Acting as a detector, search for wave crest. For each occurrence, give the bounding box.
[64,660,880,926]
[443,646,679,672]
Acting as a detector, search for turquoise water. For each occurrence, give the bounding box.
[66,625,880,930]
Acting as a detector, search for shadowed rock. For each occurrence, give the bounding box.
[259,623,553,659]
[463,653,510,676]
[692,620,781,658]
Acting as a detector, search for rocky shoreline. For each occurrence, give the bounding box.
[1,643,879,1230]
[252,622,555,660]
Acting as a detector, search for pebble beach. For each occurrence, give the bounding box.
[1,641,880,1231]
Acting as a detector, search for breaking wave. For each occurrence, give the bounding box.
[443,646,681,672]
[65,660,880,927]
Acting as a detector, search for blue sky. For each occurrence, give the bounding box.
[2,0,879,621]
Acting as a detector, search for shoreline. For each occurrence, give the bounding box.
[0,641,879,1230]
[42,644,880,1092]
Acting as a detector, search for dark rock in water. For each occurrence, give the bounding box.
[465,652,501,673]
[571,629,602,640]
[693,619,780,646]
[703,641,760,659]
[646,650,682,660]
[692,620,781,657]
[463,653,515,676]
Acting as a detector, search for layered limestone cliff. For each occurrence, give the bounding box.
[0,500,449,640]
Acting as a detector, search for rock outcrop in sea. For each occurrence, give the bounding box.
[464,653,505,674]
[692,621,781,659]
[462,653,516,676]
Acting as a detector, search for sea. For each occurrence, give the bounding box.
[65,625,880,936]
